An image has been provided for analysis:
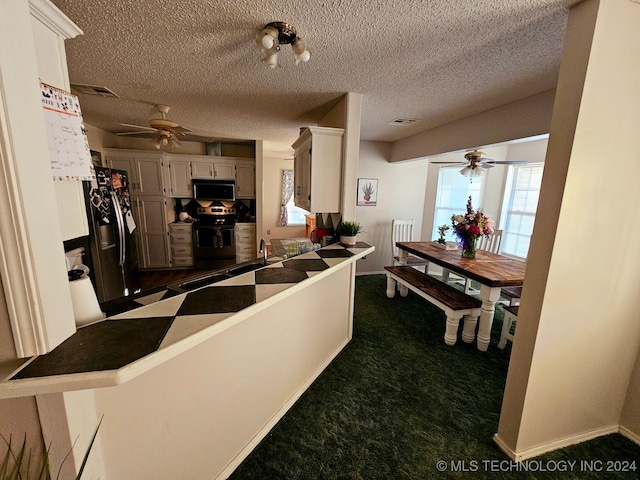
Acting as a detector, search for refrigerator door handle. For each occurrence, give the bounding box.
[111,191,129,296]
[111,191,126,266]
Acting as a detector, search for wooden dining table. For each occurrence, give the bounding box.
[394,241,526,351]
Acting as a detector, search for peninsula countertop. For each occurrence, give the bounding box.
[1,242,374,399]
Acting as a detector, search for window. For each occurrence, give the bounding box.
[431,167,484,241]
[278,170,308,226]
[286,195,308,225]
[500,164,544,259]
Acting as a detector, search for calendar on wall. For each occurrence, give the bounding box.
[40,82,94,181]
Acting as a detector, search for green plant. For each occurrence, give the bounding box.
[361,182,375,200]
[437,224,450,243]
[337,221,363,236]
[0,416,102,480]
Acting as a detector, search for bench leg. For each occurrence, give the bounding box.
[461,314,479,343]
[399,283,408,297]
[444,312,464,346]
[498,312,515,349]
[386,274,397,298]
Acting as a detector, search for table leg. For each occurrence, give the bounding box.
[477,285,502,351]
[461,314,478,343]
[386,274,396,298]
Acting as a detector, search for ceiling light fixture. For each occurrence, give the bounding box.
[459,164,484,179]
[256,22,310,68]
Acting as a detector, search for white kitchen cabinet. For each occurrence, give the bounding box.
[168,157,192,198]
[133,196,171,269]
[190,157,236,181]
[292,127,344,212]
[235,223,257,263]
[191,158,234,180]
[169,222,194,267]
[213,160,236,180]
[235,160,255,198]
[191,159,214,179]
[104,149,166,197]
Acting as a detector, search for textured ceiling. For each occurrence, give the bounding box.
[51,0,581,150]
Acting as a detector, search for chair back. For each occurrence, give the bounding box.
[391,219,415,259]
[477,229,503,254]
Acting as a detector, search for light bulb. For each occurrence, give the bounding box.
[295,50,311,64]
[261,33,274,50]
[264,52,279,69]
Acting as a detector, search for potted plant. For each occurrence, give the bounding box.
[336,221,363,247]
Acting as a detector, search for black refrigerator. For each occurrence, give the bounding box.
[83,166,140,303]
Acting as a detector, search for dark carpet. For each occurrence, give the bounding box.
[230,274,640,479]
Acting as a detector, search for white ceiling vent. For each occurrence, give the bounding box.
[70,83,119,98]
[388,118,418,126]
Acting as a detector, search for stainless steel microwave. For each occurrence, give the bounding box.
[192,179,236,201]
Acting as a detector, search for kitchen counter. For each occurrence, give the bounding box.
[0,242,374,400]
[9,241,373,478]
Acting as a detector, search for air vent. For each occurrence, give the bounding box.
[388,118,418,126]
[70,83,119,98]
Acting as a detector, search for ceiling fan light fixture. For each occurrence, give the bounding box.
[257,22,310,67]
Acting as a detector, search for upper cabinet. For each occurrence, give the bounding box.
[166,154,255,199]
[292,126,344,213]
[235,159,256,199]
[103,149,166,196]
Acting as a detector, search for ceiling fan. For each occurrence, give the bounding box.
[431,150,527,178]
[116,104,192,150]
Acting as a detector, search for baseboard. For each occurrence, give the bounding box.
[619,425,640,446]
[493,424,620,462]
[355,270,386,276]
[216,337,350,479]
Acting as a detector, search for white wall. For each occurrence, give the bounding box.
[355,141,428,273]
[497,0,640,458]
[391,90,555,163]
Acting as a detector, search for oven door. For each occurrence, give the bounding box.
[193,225,236,260]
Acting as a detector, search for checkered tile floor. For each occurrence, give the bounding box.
[12,244,369,380]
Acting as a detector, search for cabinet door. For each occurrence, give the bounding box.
[214,161,235,180]
[169,159,192,197]
[135,196,171,268]
[135,158,165,196]
[235,163,255,198]
[294,145,311,211]
[191,161,214,179]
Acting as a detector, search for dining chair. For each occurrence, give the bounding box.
[391,219,429,271]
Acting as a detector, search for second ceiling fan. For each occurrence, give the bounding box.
[431,150,527,178]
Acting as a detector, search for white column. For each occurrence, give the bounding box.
[496,0,640,460]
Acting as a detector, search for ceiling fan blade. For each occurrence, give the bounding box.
[482,160,529,165]
[117,122,155,131]
[116,131,152,136]
[480,163,495,169]
[431,161,466,165]
[173,125,192,134]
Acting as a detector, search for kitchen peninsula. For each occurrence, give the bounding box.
[1,242,374,479]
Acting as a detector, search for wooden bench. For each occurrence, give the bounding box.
[500,285,522,306]
[385,266,482,346]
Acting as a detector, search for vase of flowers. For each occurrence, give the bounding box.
[451,196,494,259]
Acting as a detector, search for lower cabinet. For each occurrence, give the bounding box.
[133,196,171,269]
[235,223,257,263]
[169,223,194,267]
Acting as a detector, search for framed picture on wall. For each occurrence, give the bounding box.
[357,178,378,206]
